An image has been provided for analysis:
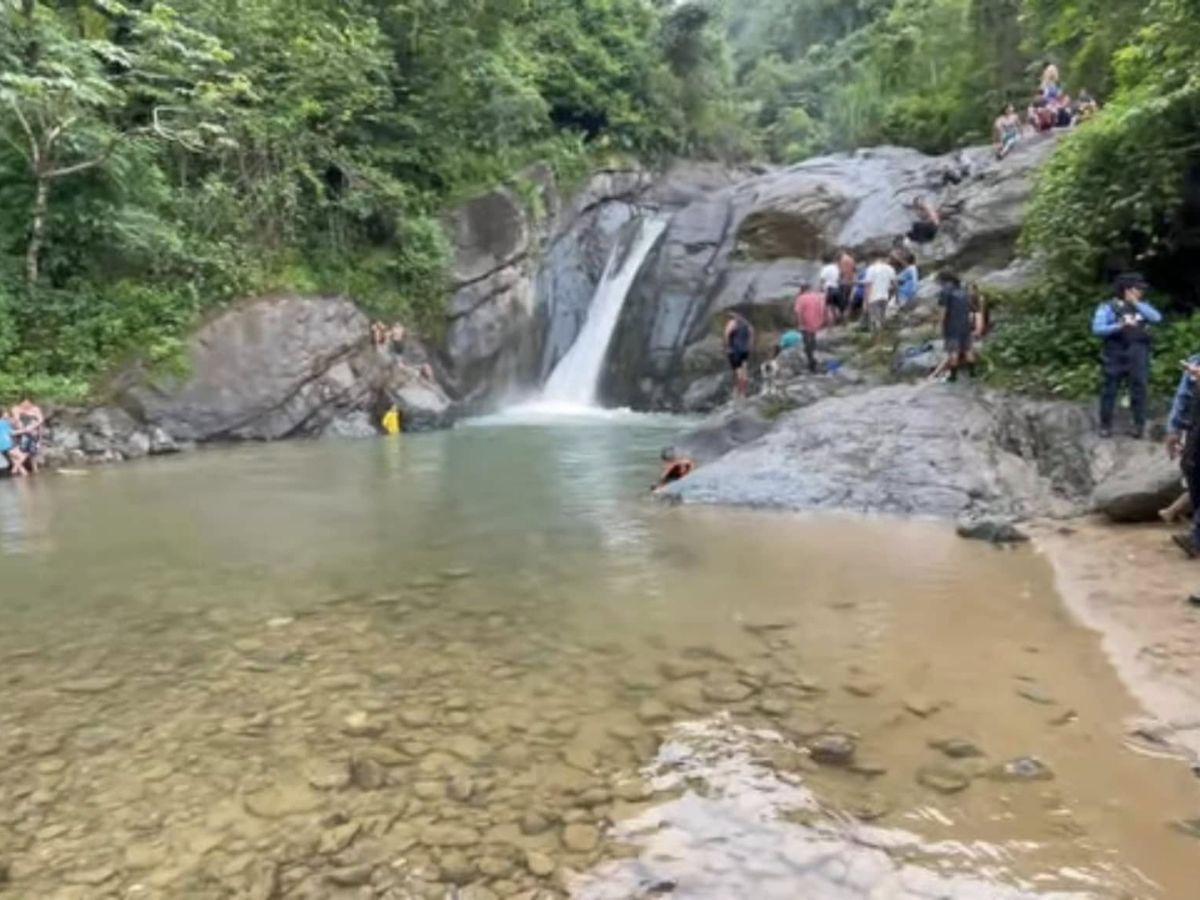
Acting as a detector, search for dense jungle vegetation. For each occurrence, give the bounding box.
[1,0,1198,400]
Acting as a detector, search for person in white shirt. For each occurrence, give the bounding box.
[864,255,897,333]
[819,253,843,323]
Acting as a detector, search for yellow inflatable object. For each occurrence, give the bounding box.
[381,407,401,435]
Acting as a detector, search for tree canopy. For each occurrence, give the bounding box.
[1,0,1198,400]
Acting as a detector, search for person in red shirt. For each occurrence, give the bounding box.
[793,282,829,374]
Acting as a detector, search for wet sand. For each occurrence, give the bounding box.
[1034,519,1200,764]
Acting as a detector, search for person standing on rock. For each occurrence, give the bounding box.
[794,282,828,374]
[938,272,976,382]
[1166,356,1200,558]
[724,312,754,399]
[820,254,843,323]
[837,249,857,320]
[1093,273,1162,439]
[864,254,897,333]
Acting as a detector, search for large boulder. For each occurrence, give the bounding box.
[602,135,1064,410]
[114,295,453,442]
[1092,449,1185,522]
[665,384,1098,520]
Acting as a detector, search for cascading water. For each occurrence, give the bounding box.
[540,217,667,408]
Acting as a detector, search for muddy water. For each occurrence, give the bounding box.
[0,421,1196,900]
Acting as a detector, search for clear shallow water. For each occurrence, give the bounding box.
[0,422,1196,899]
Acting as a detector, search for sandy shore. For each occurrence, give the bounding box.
[1033,518,1200,763]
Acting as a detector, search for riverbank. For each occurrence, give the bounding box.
[1033,520,1200,765]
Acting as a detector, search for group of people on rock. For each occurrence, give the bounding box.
[993,63,1100,160]
[0,398,44,478]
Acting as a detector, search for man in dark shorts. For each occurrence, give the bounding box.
[724,312,754,399]
[938,272,974,382]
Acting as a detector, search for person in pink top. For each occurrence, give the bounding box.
[793,281,829,374]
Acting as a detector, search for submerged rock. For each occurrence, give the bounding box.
[986,756,1055,783]
[808,734,857,766]
[917,764,972,794]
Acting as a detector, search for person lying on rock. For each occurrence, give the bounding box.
[724,312,754,399]
[1166,356,1200,559]
[1093,273,1162,439]
[653,448,695,493]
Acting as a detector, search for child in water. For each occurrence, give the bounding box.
[653,448,695,493]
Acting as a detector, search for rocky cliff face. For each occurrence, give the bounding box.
[32,295,453,469]
[601,136,1060,410]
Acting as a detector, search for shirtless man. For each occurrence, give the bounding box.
[653,448,695,493]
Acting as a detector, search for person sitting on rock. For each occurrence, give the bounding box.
[653,448,695,493]
[1166,356,1200,558]
[1093,273,1162,439]
[1055,93,1075,128]
[906,196,940,244]
[793,282,828,374]
[0,409,29,478]
[1077,89,1099,120]
[724,312,754,399]
[994,103,1022,159]
[1040,62,1062,101]
[938,271,975,382]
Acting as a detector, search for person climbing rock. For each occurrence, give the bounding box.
[1093,273,1162,438]
[653,448,695,493]
[793,282,828,374]
[0,409,28,478]
[906,196,941,244]
[1166,356,1200,559]
[724,312,754,399]
[938,272,975,382]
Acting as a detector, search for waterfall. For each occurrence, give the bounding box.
[541,217,667,408]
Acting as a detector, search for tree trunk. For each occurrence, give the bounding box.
[27,176,49,286]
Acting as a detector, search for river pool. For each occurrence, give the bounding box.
[0,417,1196,899]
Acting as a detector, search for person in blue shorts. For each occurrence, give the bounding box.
[0,409,29,477]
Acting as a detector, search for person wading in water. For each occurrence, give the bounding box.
[1092,273,1162,439]
[724,312,754,400]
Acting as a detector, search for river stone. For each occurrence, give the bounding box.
[917,764,972,794]
[342,711,385,738]
[1016,685,1055,705]
[414,781,442,801]
[561,823,600,853]
[525,850,556,877]
[349,756,386,790]
[955,515,1029,544]
[1170,817,1200,840]
[63,865,117,886]
[447,775,475,802]
[400,707,435,728]
[562,745,597,772]
[421,824,481,848]
[318,821,361,856]
[439,852,476,885]
[702,679,755,704]
[327,864,374,887]
[986,756,1055,783]
[57,676,123,694]
[243,783,323,819]
[124,843,168,870]
[903,696,943,718]
[658,658,708,681]
[808,734,856,766]
[446,734,488,763]
[520,811,554,836]
[757,697,791,717]
[843,678,882,698]
[1093,449,1183,523]
[306,760,351,791]
[929,738,985,759]
[637,699,672,725]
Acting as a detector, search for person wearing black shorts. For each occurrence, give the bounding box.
[724,312,754,399]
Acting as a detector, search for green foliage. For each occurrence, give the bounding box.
[0,0,735,398]
[989,0,1200,398]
